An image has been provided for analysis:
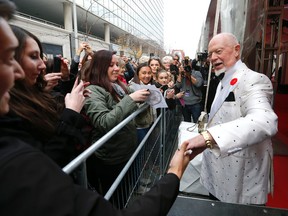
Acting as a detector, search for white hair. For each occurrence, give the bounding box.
[138,55,150,64]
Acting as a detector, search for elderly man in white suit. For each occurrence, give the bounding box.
[182,32,278,205]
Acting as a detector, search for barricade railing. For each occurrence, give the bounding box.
[62,102,182,208]
[104,111,162,200]
[62,103,150,174]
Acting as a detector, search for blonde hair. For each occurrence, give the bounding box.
[118,56,126,68]
[156,69,168,79]
[162,56,173,64]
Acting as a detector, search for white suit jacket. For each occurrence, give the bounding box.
[201,61,278,204]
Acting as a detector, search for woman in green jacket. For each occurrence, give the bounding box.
[83,50,150,195]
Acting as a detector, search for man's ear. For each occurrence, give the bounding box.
[234,44,241,59]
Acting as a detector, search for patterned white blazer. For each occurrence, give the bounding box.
[201,61,278,204]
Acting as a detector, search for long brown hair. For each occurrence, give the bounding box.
[84,50,128,102]
[9,25,63,138]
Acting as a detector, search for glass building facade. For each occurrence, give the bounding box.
[77,0,164,47]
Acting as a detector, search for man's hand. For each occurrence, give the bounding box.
[184,134,207,160]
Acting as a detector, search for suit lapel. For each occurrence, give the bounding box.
[208,69,244,123]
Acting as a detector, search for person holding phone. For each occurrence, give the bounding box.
[129,62,155,144]
[0,2,193,216]
[175,61,204,123]
[119,55,136,83]
[154,69,184,113]
[70,42,94,73]
[6,25,91,167]
[44,54,77,95]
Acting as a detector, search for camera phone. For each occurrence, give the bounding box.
[53,56,61,72]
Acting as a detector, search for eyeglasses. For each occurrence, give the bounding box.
[173,58,179,61]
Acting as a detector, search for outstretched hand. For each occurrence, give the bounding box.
[65,77,91,113]
[167,142,190,179]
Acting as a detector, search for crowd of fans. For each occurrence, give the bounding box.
[0,0,200,209]
[39,42,204,193]
[0,0,192,215]
[8,27,206,192]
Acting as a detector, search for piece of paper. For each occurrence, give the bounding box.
[130,83,168,109]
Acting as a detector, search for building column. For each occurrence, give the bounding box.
[104,23,110,44]
[63,1,79,58]
[63,2,73,31]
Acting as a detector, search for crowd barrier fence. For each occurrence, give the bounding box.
[63,103,182,208]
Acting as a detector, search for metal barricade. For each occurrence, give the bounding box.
[63,103,182,208]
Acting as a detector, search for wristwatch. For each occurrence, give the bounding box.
[201,131,214,149]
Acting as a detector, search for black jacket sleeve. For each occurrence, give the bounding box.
[70,58,80,76]
[0,137,179,216]
[44,108,87,167]
[53,58,79,95]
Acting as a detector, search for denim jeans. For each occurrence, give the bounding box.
[182,103,202,123]
[137,127,150,145]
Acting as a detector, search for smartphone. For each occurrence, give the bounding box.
[53,56,61,72]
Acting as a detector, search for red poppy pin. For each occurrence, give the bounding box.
[230,78,238,86]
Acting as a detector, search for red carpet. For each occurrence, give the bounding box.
[266,93,288,209]
[267,156,288,209]
[273,93,288,145]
